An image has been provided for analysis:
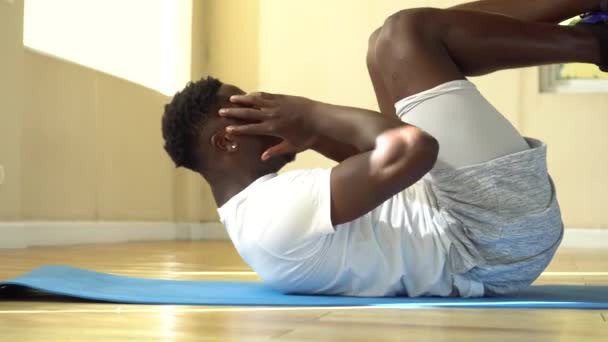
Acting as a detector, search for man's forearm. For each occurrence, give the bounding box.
[309,101,405,152]
[310,136,360,163]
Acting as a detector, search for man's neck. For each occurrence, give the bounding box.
[209,170,272,207]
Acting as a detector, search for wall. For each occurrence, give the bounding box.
[4,0,608,228]
[11,0,258,223]
[0,0,180,222]
[521,68,608,228]
[169,0,263,223]
[204,0,260,91]
[256,0,606,229]
[21,51,175,221]
[1,0,255,223]
[0,0,24,220]
[170,0,214,223]
[257,0,522,171]
[23,0,193,96]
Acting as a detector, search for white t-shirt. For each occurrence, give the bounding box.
[218,169,478,297]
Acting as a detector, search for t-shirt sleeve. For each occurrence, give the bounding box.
[243,168,335,258]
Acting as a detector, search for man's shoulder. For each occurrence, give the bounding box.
[274,168,332,182]
[246,168,332,203]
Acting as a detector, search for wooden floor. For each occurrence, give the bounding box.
[0,241,606,341]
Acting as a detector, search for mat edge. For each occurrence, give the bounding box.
[1,222,607,249]
[0,222,228,248]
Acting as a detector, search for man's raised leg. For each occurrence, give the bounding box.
[367,28,396,117]
[367,0,606,119]
[368,8,604,167]
[374,9,602,100]
[450,0,603,24]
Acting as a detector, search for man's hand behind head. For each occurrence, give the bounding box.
[219,92,319,160]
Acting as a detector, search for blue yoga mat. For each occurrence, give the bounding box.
[1,265,607,309]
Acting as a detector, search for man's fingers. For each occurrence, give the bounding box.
[262,140,294,161]
[226,123,274,136]
[219,107,270,121]
[230,92,275,108]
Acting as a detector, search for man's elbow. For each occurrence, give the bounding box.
[371,125,439,182]
[413,129,440,173]
[399,125,439,174]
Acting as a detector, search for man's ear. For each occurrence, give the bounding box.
[211,131,239,153]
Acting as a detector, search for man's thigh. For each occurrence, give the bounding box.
[396,80,529,169]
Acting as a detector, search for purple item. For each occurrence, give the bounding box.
[580,12,608,25]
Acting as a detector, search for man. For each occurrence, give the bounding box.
[162,0,608,297]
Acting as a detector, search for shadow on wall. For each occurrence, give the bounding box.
[20,50,217,222]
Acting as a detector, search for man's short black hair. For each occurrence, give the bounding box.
[162,76,223,170]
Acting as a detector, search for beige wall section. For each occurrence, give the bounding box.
[256,0,605,229]
[6,0,608,227]
[204,0,260,91]
[258,0,378,171]
[258,0,522,172]
[0,0,24,220]
[521,68,608,228]
[12,0,256,222]
[3,0,177,221]
[95,74,174,221]
[21,52,98,219]
[169,0,222,223]
[22,51,175,221]
[170,0,264,222]
[149,0,263,223]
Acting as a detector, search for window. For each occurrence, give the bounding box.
[23,0,192,96]
[541,63,608,93]
[540,17,608,93]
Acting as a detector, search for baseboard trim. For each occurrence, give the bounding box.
[0,221,228,249]
[560,228,608,249]
[0,223,606,249]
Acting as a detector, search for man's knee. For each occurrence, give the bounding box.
[375,8,441,63]
[366,28,382,70]
[383,7,440,33]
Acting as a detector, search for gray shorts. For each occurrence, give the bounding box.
[427,138,564,295]
[397,80,564,295]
